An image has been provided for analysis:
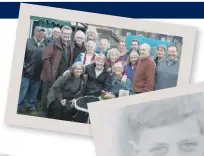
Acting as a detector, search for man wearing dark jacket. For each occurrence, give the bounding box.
[18,26,46,113]
[40,25,74,117]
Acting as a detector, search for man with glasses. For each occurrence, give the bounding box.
[40,25,74,117]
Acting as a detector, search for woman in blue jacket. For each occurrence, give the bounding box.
[124,51,139,82]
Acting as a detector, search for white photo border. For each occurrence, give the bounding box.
[4,3,196,136]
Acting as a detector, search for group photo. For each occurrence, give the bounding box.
[17,15,183,124]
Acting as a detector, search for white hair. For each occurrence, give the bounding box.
[85,40,97,51]
[86,26,98,40]
[130,51,139,58]
[74,30,85,41]
[100,38,110,49]
[70,61,85,74]
[141,43,151,52]
[52,27,60,33]
[107,48,120,58]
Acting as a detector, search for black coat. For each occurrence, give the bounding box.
[23,38,46,80]
[72,41,86,61]
[44,37,54,47]
[47,72,87,108]
[84,63,111,96]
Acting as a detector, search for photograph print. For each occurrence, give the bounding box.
[89,91,204,156]
[19,15,184,123]
[4,3,196,136]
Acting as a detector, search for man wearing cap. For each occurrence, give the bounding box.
[17,26,46,114]
[40,25,74,117]
[44,27,61,47]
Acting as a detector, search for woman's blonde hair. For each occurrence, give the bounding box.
[100,38,110,49]
[95,53,106,61]
[86,26,98,40]
[127,51,139,65]
[107,48,120,59]
[85,40,97,51]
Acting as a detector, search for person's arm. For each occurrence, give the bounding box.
[24,42,36,77]
[132,70,137,92]
[42,43,54,83]
[52,74,69,101]
[144,63,156,92]
[125,79,134,95]
[103,72,112,92]
[75,74,88,98]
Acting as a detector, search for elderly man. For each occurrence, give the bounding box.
[71,30,86,61]
[132,43,156,93]
[44,27,61,46]
[17,26,46,114]
[40,25,74,117]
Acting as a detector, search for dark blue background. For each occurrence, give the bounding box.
[0,2,204,19]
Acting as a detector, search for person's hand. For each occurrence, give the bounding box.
[104,92,115,99]
[60,99,67,106]
[107,67,112,72]
[121,75,127,83]
[70,98,77,108]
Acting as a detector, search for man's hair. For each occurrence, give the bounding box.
[157,45,166,51]
[74,30,85,41]
[140,43,151,52]
[52,27,60,33]
[61,25,72,33]
[131,40,139,45]
[126,92,204,141]
[167,44,178,51]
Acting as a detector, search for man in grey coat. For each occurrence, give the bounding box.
[154,45,180,90]
[18,26,46,114]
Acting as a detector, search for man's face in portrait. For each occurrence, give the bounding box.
[129,116,204,156]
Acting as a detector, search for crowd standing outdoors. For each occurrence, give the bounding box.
[17,25,180,123]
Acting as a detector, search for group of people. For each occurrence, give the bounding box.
[17,25,180,123]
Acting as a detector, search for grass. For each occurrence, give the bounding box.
[17,100,42,117]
